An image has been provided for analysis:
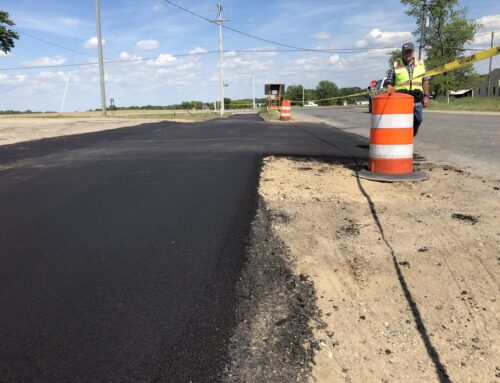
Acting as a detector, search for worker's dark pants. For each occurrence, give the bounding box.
[413,102,423,137]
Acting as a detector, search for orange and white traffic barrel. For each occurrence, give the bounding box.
[280,100,291,121]
[358,91,427,182]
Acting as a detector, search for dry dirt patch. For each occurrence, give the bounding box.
[259,157,499,383]
[0,117,200,146]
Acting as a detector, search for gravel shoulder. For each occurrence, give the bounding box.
[258,156,499,383]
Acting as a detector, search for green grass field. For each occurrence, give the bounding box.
[428,97,500,112]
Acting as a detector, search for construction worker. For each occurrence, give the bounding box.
[386,42,431,136]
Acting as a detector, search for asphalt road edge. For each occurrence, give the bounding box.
[223,197,324,383]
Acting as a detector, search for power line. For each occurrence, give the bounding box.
[0,47,405,72]
[15,30,106,60]
[0,51,220,71]
[160,0,409,53]
[474,30,500,37]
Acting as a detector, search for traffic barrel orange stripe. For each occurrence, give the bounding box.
[370,128,414,145]
[371,94,414,115]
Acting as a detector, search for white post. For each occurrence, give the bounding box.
[60,71,71,113]
[302,85,305,107]
[252,72,256,110]
[95,0,107,117]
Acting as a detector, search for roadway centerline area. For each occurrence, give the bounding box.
[0,115,367,381]
[294,106,500,180]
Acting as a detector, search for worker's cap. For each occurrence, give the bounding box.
[402,42,415,52]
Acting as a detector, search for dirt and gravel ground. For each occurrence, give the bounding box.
[258,157,499,382]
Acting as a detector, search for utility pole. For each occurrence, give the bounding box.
[95,0,107,117]
[252,72,256,109]
[211,3,228,117]
[418,0,427,60]
[487,31,495,97]
[302,85,305,107]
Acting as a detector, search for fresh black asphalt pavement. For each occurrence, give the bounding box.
[0,115,368,382]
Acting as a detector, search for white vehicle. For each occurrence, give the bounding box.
[368,77,388,112]
[304,101,319,107]
[355,100,369,106]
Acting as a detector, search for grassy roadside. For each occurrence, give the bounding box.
[428,97,500,112]
[258,108,281,121]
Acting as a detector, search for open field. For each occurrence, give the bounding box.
[0,110,226,146]
[0,109,220,120]
[260,156,499,383]
[426,97,500,112]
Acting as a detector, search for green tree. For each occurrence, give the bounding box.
[285,85,304,103]
[401,0,482,97]
[315,80,338,106]
[387,49,401,67]
[0,10,19,54]
[338,87,364,105]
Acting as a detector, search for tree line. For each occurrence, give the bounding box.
[285,81,364,106]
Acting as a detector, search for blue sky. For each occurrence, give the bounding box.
[1,0,499,111]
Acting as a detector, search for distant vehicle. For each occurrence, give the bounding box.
[355,100,369,106]
[368,80,378,90]
[304,101,319,107]
[368,77,388,113]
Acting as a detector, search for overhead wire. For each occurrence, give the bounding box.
[0,46,406,72]
[14,30,109,60]
[160,0,411,53]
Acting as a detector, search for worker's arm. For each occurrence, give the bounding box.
[422,80,430,107]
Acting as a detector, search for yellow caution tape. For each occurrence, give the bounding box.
[424,46,500,78]
[290,46,500,104]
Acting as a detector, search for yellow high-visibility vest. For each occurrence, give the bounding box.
[394,59,426,91]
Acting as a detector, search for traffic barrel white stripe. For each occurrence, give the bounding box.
[371,114,413,129]
[369,144,414,159]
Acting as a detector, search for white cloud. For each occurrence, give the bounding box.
[0,51,12,57]
[224,50,237,58]
[472,15,500,47]
[37,71,67,80]
[152,4,165,12]
[1,74,30,85]
[356,28,411,48]
[224,56,269,71]
[329,54,345,70]
[243,48,279,58]
[21,56,67,67]
[310,31,332,40]
[477,14,500,29]
[135,39,160,51]
[177,62,195,71]
[189,47,208,55]
[147,53,177,66]
[83,37,105,49]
